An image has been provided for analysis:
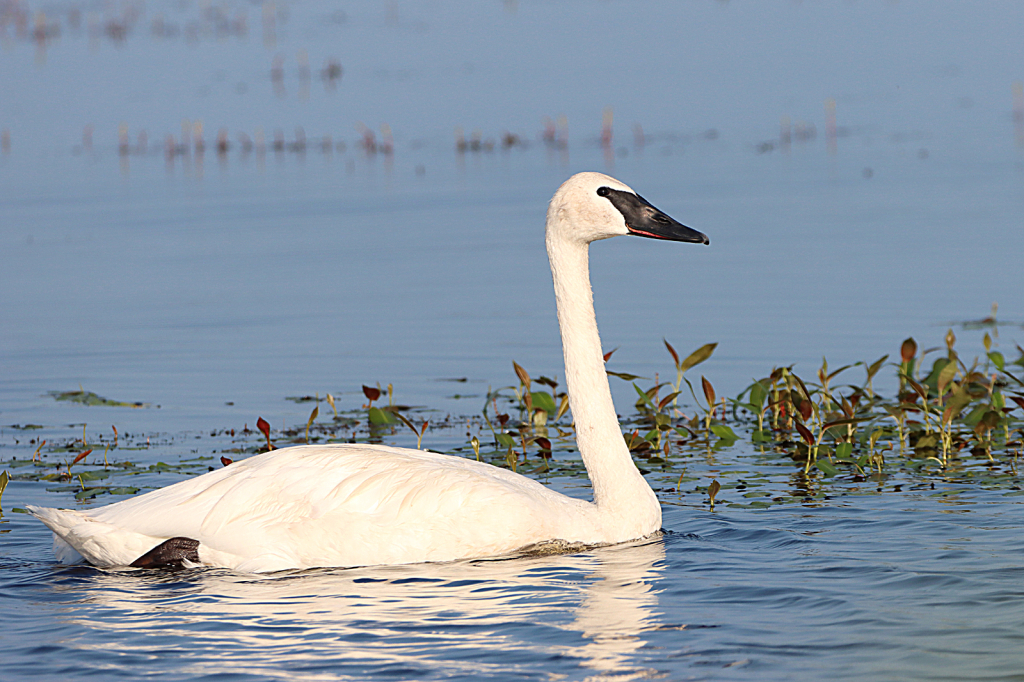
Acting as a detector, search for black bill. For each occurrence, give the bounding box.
[597,186,709,245]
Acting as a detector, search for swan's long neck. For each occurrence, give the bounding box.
[546,228,660,532]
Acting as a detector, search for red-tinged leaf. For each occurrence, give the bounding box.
[798,398,812,422]
[907,378,928,401]
[1010,396,1024,412]
[603,347,618,362]
[663,339,679,367]
[900,337,917,363]
[420,420,429,435]
[362,385,381,401]
[535,436,552,454]
[701,376,716,407]
[512,361,531,388]
[708,479,721,505]
[257,417,270,438]
[497,413,510,427]
[220,456,233,467]
[658,391,681,410]
[645,383,667,400]
[795,422,814,446]
[72,449,92,466]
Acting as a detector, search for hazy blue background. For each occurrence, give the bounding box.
[1,0,1022,431]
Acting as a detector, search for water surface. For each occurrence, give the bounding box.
[2,1,1024,679]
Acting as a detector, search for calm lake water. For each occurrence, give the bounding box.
[2,1,1024,679]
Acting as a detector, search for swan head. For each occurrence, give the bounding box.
[547,172,709,246]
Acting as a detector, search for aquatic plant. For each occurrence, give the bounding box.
[7,324,1024,513]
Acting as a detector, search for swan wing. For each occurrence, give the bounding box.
[33,444,593,571]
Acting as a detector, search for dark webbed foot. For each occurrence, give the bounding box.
[130,537,201,568]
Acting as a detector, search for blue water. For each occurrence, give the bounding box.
[3,0,1024,679]
[4,481,1024,681]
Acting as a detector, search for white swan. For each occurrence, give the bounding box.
[28,172,708,573]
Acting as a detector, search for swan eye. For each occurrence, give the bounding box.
[596,186,610,197]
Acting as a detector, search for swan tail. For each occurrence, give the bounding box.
[26,505,169,568]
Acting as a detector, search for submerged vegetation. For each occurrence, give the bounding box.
[3,324,1023,513]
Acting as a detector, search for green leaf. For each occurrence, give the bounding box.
[835,442,854,461]
[368,407,396,425]
[530,391,557,414]
[988,351,1005,372]
[923,358,951,391]
[937,360,958,395]
[0,469,8,508]
[751,429,773,443]
[633,383,655,408]
[866,354,889,380]
[710,425,739,441]
[607,371,649,382]
[815,460,838,476]
[749,381,767,410]
[978,409,1002,430]
[77,470,110,482]
[992,391,1005,411]
[963,405,988,427]
[679,343,717,374]
[827,364,854,381]
[943,387,973,423]
[495,432,516,448]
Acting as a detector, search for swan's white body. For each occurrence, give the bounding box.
[29,172,706,573]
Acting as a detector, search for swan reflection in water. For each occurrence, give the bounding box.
[53,538,666,679]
